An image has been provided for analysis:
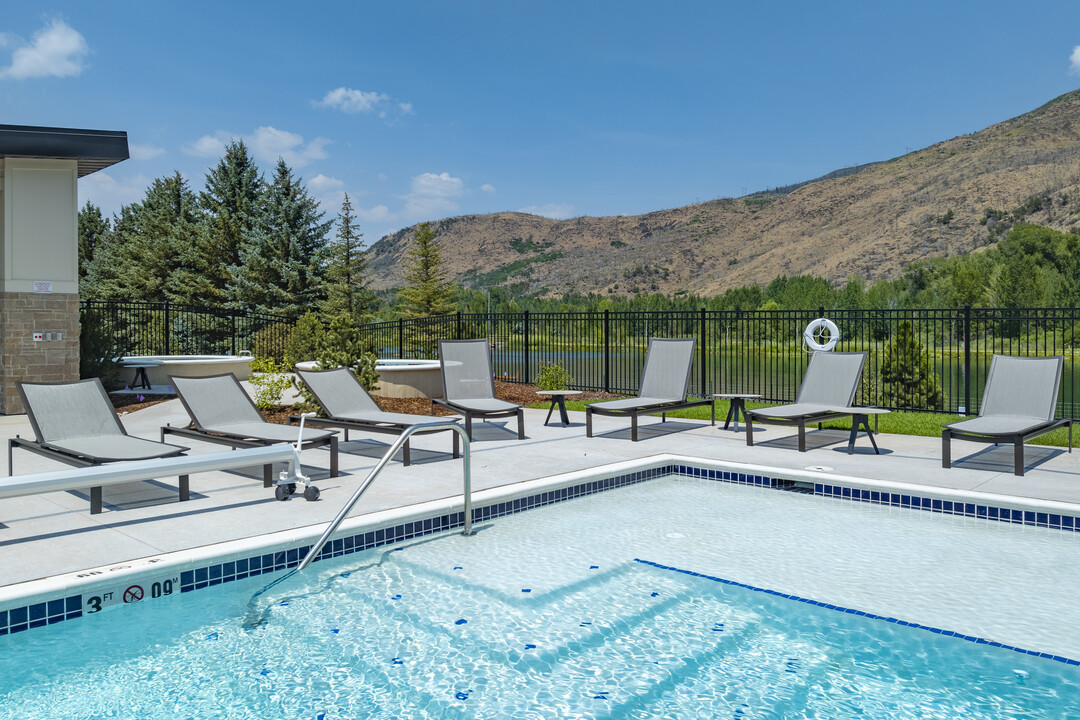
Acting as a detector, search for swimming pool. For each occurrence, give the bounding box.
[1,473,1079,717]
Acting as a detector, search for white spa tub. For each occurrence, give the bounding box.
[295,359,443,399]
[121,355,254,387]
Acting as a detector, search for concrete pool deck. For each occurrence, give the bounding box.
[2,396,1078,592]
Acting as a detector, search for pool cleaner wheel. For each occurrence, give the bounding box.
[275,484,291,501]
[303,485,320,501]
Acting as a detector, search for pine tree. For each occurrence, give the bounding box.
[200,140,262,305]
[82,173,201,302]
[320,193,373,323]
[229,159,331,316]
[77,201,110,284]
[880,320,945,410]
[398,222,456,318]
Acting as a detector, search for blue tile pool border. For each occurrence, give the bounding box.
[4,460,1080,638]
[635,558,1080,667]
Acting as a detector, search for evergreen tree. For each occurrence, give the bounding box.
[82,173,201,302]
[321,193,373,323]
[398,222,456,318]
[880,320,945,410]
[200,140,262,305]
[77,201,110,283]
[229,158,331,315]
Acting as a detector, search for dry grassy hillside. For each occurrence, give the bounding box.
[368,89,1080,296]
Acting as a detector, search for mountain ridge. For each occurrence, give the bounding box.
[368,88,1080,296]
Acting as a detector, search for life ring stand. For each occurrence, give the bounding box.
[803,317,840,352]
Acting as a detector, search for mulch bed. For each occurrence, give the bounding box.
[112,380,624,425]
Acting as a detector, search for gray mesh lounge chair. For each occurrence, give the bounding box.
[295,367,460,465]
[434,339,524,441]
[942,355,1072,476]
[744,351,868,452]
[586,338,714,442]
[163,373,338,485]
[9,378,189,513]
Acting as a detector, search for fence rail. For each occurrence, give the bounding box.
[79,300,297,359]
[356,307,1080,418]
[79,301,1080,417]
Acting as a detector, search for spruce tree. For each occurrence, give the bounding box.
[229,158,331,316]
[321,193,373,323]
[398,222,456,318]
[880,320,945,410]
[77,201,110,284]
[200,140,262,305]
[82,173,201,302]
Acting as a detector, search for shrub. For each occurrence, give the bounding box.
[879,321,946,410]
[248,356,293,410]
[536,361,574,390]
[80,309,124,388]
[283,312,326,368]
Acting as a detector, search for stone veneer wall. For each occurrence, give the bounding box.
[0,293,80,414]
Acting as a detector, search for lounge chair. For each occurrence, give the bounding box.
[295,367,461,465]
[9,378,189,514]
[434,339,524,441]
[586,338,714,442]
[162,373,338,486]
[942,355,1072,476]
[744,351,868,452]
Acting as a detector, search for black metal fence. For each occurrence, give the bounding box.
[79,300,297,359]
[356,307,1080,418]
[81,301,1080,417]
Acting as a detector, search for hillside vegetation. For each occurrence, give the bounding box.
[368,89,1080,297]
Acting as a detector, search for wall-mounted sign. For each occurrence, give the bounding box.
[33,281,53,293]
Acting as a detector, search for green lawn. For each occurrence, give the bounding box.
[528,398,1075,448]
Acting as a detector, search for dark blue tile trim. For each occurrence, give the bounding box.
[635,558,1080,667]
[5,460,1080,639]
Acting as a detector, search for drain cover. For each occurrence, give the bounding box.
[803,465,833,472]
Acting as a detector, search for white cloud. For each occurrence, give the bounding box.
[481,183,496,194]
[129,143,165,161]
[519,203,575,219]
[316,86,412,119]
[78,171,151,217]
[403,171,465,218]
[182,133,228,158]
[182,126,330,168]
[249,126,330,167]
[0,19,88,80]
[317,87,388,113]
[356,205,393,223]
[1071,46,1080,75]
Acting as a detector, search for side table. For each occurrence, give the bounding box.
[832,407,890,454]
[537,390,582,427]
[121,359,164,390]
[712,393,762,430]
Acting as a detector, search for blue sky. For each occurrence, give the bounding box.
[3,2,1080,246]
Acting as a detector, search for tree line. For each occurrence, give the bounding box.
[81,147,1080,323]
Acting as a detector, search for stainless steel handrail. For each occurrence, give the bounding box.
[248,420,471,605]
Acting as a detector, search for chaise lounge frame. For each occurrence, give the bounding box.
[586,338,714,442]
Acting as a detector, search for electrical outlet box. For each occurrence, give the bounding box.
[32,332,43,342]
[56,332,63,341]
[45,332,53,341]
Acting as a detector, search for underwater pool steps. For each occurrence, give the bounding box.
[245,420,473,617]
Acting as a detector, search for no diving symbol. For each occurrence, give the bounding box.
[123,585,144,603]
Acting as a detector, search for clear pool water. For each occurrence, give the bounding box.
[2,475,1080,718]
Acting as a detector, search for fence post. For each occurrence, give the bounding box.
[163,300,171,356]
[963,305,971,415]
[523,310,530,384]
[603,309,610,393]
[398,318,404,359]
[699,307,707,396]
[231,313,237,356]
[456,311,462,340]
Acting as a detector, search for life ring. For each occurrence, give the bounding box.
[803,317,840,352]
